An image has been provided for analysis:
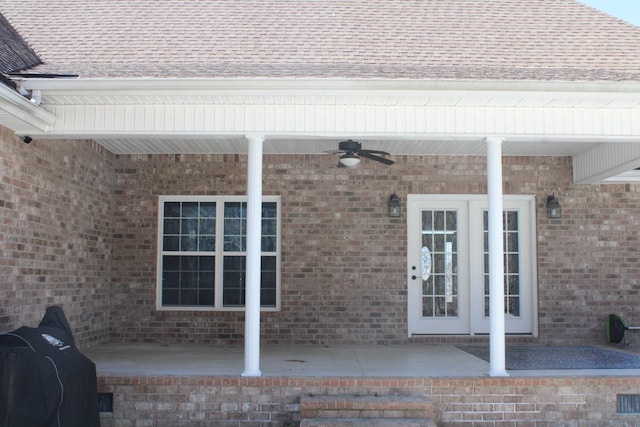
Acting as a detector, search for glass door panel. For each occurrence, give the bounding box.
[421,210,459,318]
[469,199,535,335]
[408,198,469,335]
[482,210,521,318]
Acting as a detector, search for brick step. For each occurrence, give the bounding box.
[300,394,435,420]
[300,418,437,427]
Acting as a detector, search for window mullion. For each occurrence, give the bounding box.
[214,200,225,309]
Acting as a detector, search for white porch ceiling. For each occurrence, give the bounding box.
[93,135,601,158]
[3,78,640,183]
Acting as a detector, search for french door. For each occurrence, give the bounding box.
[407,195,537,336]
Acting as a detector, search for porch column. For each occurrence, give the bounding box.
[486,137,509,377]
[242,134,264,377]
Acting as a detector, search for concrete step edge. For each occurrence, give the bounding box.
[300,418,437,427]
[300,394,432,410]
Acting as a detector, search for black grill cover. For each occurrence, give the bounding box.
[607,313,628,344]
[0,306,100,427]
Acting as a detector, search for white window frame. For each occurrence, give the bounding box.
[156,195,281,312]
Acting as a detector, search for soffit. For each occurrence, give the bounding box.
[93,136,601,157]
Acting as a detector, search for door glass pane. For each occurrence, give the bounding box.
[421,209,458,318]
[483,210,521,318]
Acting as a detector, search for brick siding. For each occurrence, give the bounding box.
[2,125,640,347]
[110,152,640,346]
[0,126,114,347]
[97,374,640,426]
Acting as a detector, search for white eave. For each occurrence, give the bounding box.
[7,77,640,183]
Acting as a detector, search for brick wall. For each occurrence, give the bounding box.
[538,181,640,344]
[0,126,114,347]
[97,374,640,426]
[110,152,640,345]
[2,128,640,347]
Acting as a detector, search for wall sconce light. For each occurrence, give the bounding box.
[546,194,561,219]
[388,192,401,218]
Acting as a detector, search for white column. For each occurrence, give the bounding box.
[486,137,509,377]
[242,134,264,377]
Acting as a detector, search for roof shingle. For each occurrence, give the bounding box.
[1,0,639,81]
[0,13,41,74]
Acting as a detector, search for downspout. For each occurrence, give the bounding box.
[15,81,42,106]
[10,73,79,106]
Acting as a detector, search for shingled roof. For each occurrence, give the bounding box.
[0,0,638,81]
[0,13,40,74]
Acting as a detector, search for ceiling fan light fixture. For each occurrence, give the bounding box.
[339,153,360,167]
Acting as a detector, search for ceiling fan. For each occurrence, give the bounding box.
[327,140,395,167]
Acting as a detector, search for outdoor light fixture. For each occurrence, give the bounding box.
[339,153,360,167]
[388,192,401,217]
[546,194,561,219]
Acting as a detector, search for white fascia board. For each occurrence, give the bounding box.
[0,83,56,133]
[17,77,640,114]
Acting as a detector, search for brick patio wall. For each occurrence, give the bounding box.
[0,127,114,347]
[110,152,640,346]
[97,375,640,426]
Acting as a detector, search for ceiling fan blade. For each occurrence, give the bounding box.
[358,151,395,165]
[358,149,392,156]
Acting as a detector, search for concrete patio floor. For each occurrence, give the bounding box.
[84,343,640,378]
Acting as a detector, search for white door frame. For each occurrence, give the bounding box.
[407,194,538,336]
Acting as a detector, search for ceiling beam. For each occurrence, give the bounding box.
[573,143,640,184]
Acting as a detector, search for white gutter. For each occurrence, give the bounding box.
[16,77,640,95]
[0,83,56,132]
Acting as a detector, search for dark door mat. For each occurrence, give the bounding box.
[457,345,640,370]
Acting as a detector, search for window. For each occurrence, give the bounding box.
[157,195,280,311]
